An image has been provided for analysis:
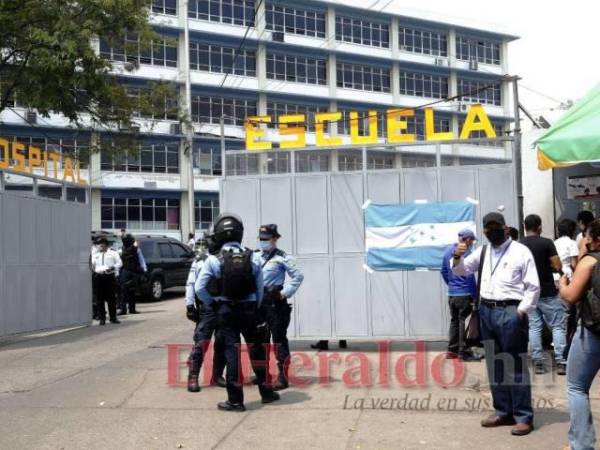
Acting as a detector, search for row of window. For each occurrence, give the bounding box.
[194,145,222,176]
[191,95,257,126]
[127,87,179,121]
[399,27,448,57]
[457,79,502,106]
[99,35,178,68]
[456,36,501,65]
[100,143,179,174]
[188,0,255,26]
[335,15,390,48]
[2,135,90,168]
[189,42,256,76]
[152,0,177,15]
[336,63,391,93]
[265,3,326,38]
[266,52,327,85]
[399,71,449,99]
[101,196,220,231]
[266,101,327,132]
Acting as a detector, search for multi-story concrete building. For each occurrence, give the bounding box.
[0,0,517,240]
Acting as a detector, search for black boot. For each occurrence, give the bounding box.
[99,318,106,326]
[261,390,281,404]
[110,318,120,324]
[273,364,289,391]
[188,375,201,393]
[217,401,246,412]
[211,376,226,388]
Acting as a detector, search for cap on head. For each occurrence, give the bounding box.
[96,237,109,246]
[483,212,506,228]
[458,228,476,241]
[259,224,281,240]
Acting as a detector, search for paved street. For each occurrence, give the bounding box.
[0,291,592,450]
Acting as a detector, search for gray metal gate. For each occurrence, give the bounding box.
[221,139,517,339]
[0,169,92,337]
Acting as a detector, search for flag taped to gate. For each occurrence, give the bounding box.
[365,201,476,271]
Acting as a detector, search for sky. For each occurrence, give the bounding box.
[350,0,600,126]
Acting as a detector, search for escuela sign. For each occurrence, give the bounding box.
[245,104,498,150]
[0,137,87,185]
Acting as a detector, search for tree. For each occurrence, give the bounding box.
[0,0,182,133]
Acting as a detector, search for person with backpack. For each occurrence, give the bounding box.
[195,213,279,411]
[118,234,147,315]
[559,219,600,450]
[453,212,540,437]
[258,224,304,390]
[185,236,226,393]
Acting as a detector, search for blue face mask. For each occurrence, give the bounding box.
[259,240,272,252]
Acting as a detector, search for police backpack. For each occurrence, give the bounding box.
[218,248,256,301]
[580,252,600,335]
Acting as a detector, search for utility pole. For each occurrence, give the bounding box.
[183,0,195,237]
[505,75,524,236]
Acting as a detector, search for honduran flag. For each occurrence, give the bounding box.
[365,201,476,271]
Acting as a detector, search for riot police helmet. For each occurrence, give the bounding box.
[213,213,244,246]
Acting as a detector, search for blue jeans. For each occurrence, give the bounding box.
[480,303,533,424]
[528,295,567,363]
[567,326,600,450]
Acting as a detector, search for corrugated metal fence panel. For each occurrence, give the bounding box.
[222,178,260,249]
[331,174,364,253]
[0,191,91,337]
[295,257,332,337]
[295,176,328,255]
[260,177,293,253]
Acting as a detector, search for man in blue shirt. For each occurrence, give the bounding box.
[196,213,279,411]
[258,224,304,390]
[441,228,482,361]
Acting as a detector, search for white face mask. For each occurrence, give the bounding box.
[259,240,272,251]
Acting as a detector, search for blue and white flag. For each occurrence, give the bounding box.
[365,201,476,271]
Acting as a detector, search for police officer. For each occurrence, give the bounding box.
[186,235,226,393]
[196,213,279,411]
[119,234,147,315]
[91,237,122,325]
[258,224,304,390]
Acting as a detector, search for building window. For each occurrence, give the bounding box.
[188,0,256,27]
[335,15,389,48]
[367,152,394,169]
[265,3,326,38]
[101,142,179,174]
[457,78,501,106]
[401,155,436,168]
[265,152,290,174]
[399,27,447,57]
[338,109,387,138]
[336,62,391,93]
[338,151,363,171]
[189,42,256,76]
[193,144,222,175]
[406,115,451,140]
[127,86,179,120]
[152,0,177,15]
[191,95,257,126]
[101,196,180,230]
[266,52,327,85]
[4,135,91,169]
[99,34,178,68]
[226,153,259,175]
[194,197,220,230]
[456,36,501,65]
[295,151,329,173]
[266,101,327,132]
[399,71,449,99]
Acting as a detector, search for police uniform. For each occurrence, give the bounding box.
[196,216,279,411]
[259,224,304,390]
[119,235,147,315]
[91,243,122,325]
[185,253,226,392]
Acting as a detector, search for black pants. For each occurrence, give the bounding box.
[262,301,292,369]
[448,295,473,354]
[93,274,117,321]
[119,270,138,313]
[216,301,273,405]
[188,304,226,379]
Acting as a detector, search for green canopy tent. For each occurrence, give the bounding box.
[537,83,600,170]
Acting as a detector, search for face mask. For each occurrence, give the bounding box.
[259,241,272,252]
[485,228,506,247]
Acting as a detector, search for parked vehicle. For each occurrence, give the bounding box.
[135,235,195,301]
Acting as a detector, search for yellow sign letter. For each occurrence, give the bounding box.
[350,111,378,145]
[245,116,272,151]
[12,142,26,172]
[459,104,497,139]
[425,108,453,141]
[279,114,306,149]
[387,109,416,143]
[0,138,9,169]
[315,112,343,147]
[29,146,42,172]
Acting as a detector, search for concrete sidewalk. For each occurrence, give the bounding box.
[0,292,591,450]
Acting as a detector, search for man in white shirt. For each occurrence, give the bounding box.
[453,212,540,437]
[555,219,579,279]
[91,237,122,325]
